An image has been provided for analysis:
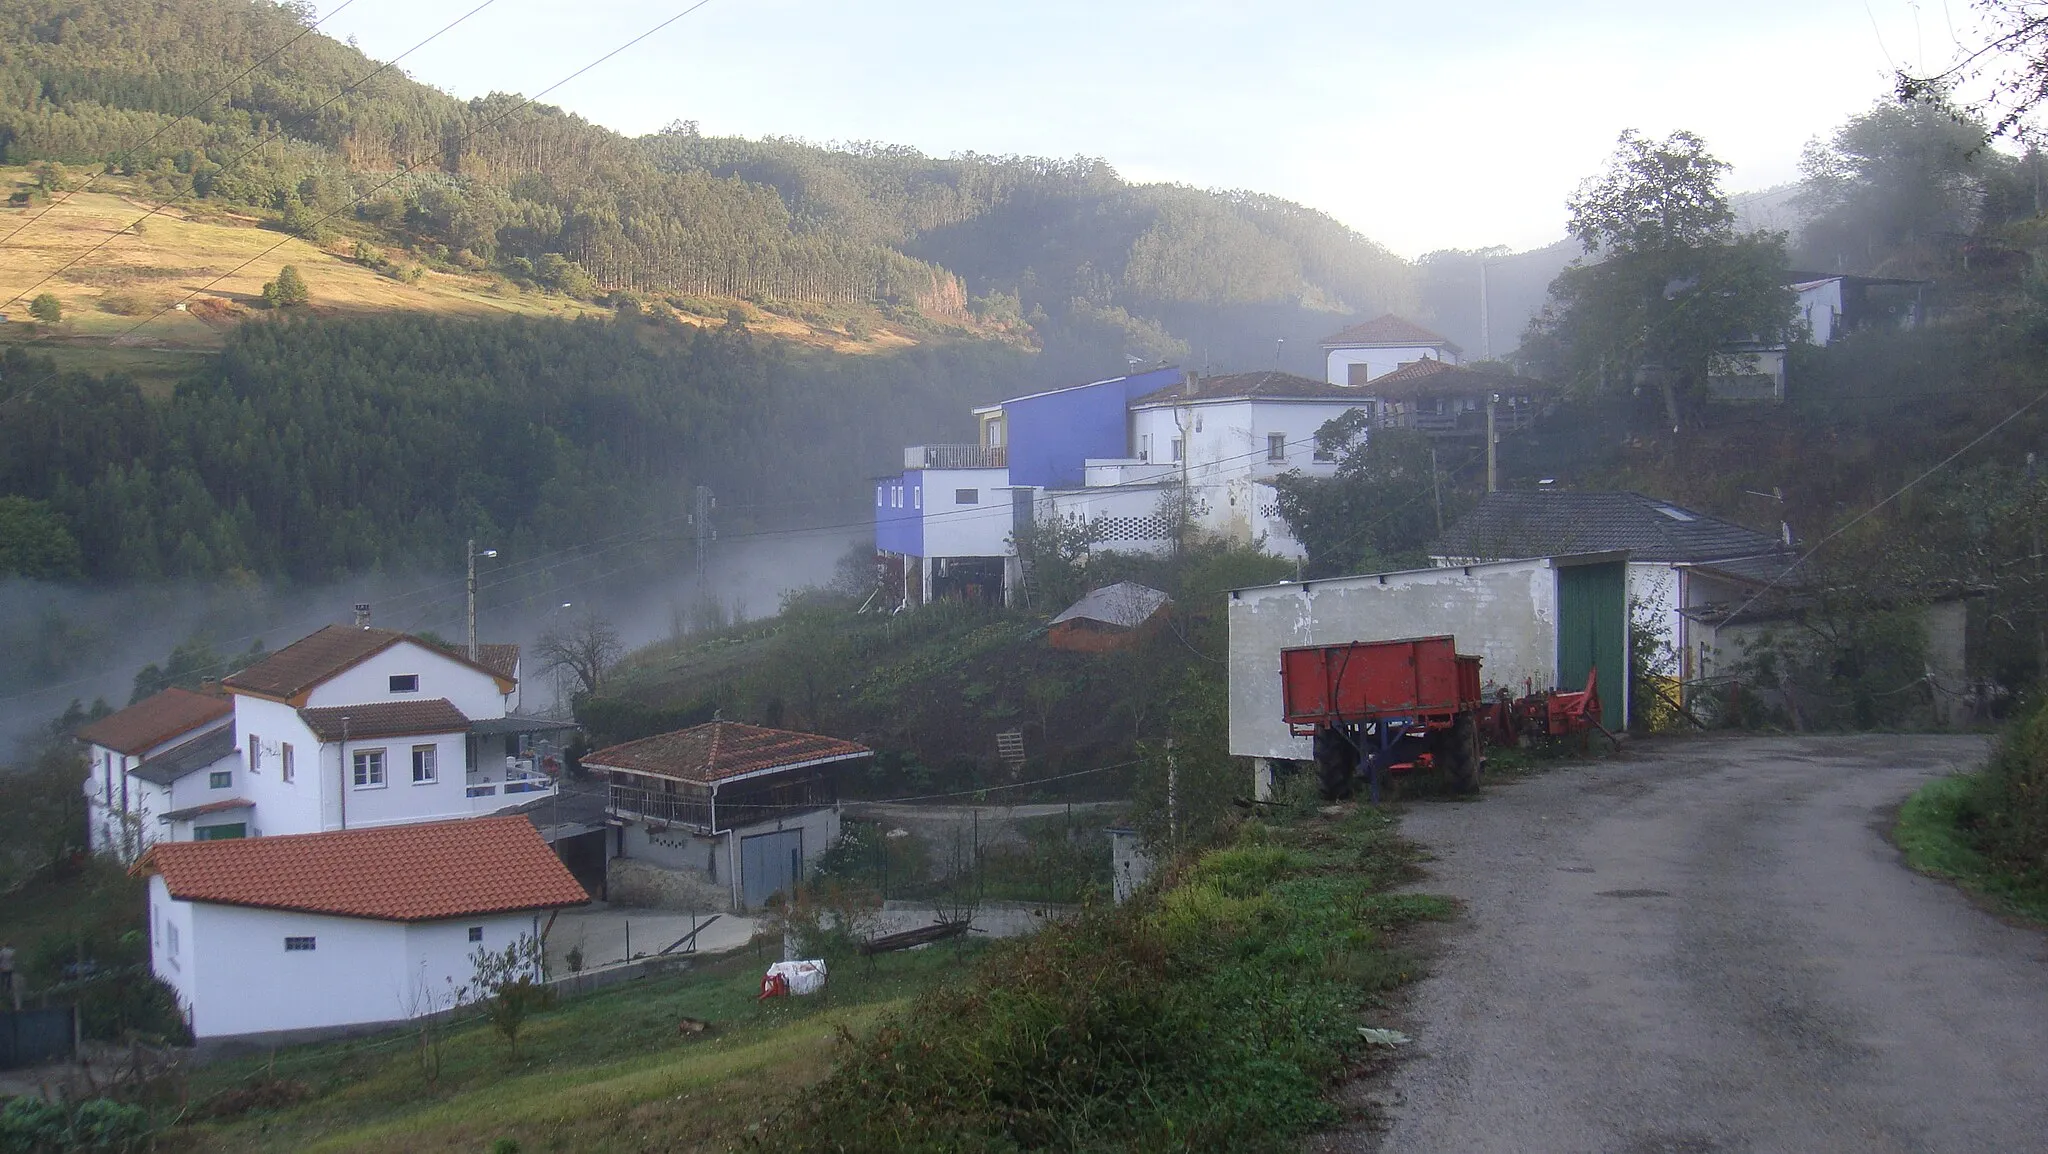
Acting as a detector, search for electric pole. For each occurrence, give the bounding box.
[1486,393,1499,493]
[466,539,497,659]
[1479,258,1491,360]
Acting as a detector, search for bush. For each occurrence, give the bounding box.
[261,265,310,308]
[1969,698,2048,885]
[0,1095,151,1153]
[28,293,62,324]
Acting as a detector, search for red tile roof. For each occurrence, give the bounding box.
[1358,358,1535,399]
[299,699,471,743]
[583,721,871,786]
[137,815,590,921]
[1320,314,1462,352]
[224,625,514,703]
[76,688,232,757]
[1130,371,1367,406]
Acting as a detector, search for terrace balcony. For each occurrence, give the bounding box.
[606,783,811,832]
[904,444,1006,470]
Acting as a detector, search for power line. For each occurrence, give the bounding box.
[0,0,362,252]
[0,0,718,412]
[0,0,503,315]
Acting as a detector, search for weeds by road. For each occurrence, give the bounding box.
[1896,774,2048,924]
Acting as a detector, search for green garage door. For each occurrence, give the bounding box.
[1556,560,1628,723]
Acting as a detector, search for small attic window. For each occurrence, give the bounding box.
[1654,507,1695,522]
[390,674,420,693]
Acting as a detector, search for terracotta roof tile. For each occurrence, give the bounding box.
[1320,314,1462,351]
[1359,359,1538,399]
[1131,371,1366,406]
[300,699,471,743]
[583,721,870,786]
[138,815,590,921]
[225,626,518,701]
[76,688,232,756]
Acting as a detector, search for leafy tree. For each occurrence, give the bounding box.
[1271,418,1466,577]
[0,496,83,578]
[27,293,62,325]
[466,934,554,1059]
[129,636,267,703]
[1797,95,1995,271]
[261,264,310,307]
[1522,130,1794,433]
[1897,1,2048,139]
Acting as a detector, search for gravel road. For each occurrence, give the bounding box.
[1342,734,2048,1154]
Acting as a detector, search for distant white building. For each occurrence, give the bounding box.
[141,814,589,1043]
[1320,314,1461,386]
[79,688,240,860]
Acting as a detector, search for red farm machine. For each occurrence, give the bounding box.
[1280,635,1609,802]
[1281,636,1485,803]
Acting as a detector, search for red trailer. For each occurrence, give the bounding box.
[1279,636,1485,801]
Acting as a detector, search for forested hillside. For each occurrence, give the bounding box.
[0,0,1413,365]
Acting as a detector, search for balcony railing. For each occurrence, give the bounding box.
[904,444,1006,470]
[606,784,816,832]
[466,757,555,800]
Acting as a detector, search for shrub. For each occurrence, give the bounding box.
[1969,698,2048,885]
[261,265,310,308]
[28,293,62,324]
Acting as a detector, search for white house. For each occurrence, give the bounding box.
[1320,314,1462,386]
[140,814,590,1043]
[78,687,240,860]
[212,624,561,838]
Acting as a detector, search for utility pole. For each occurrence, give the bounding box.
[1429,445,1444,534]
[1478,258,1492,360]
[466,539,497,660]
[1486,393,1499,493]
[1164,737,1178,847]
[693,486,714,581]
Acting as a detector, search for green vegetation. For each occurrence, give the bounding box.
[258,263,308,308]
[180,943,987,1153]
[28,291,62,324]
[1897,699,2048,921]
[767,799,1452,1151]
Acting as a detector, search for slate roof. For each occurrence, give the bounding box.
[224,625,514,702]
[1050,582,1171,629]
[299,699,471,743]
[76,688,232,757]
[1131,371,1367,406]
[1433,491,1787,564]
[1320,314,1462,352]
[132,724,238,787]
[1357,358,1536,399]
[583,721,871,786]
[137,815,590,921]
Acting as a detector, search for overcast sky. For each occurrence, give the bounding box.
[321,0,1982,259]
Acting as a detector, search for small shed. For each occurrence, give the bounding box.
[1048,582,1170,652]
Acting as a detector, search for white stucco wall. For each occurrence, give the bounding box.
[1323,344,1457,386]
[231,696,324,836]
[305,639,511,720]
[86,719,236,858]
[917,467,1013,559]
[149,875,197,1021]
[151,886,543,1039]
[1227,559,1562,760]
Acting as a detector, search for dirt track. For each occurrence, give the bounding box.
[1341,734,2048,1154]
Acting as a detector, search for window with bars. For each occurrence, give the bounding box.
[284,937,316,952]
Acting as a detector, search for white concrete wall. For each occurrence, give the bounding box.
[170,899,538,1038]
[1797,279,1843,345]
[1084,459,1176,487]
[917,467,1013,559]
[1227,559,1562,760]
[1324,345,1456,386]
[328,729,477,830]
[232,696,325,836]
[148,875,197,1026]
[306,639,510,720]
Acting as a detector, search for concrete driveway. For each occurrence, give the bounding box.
[545,907,759,973]
[1336,734,2048,1154]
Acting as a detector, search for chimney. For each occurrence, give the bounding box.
[353,603,372,628]
[1182,368,1198,393]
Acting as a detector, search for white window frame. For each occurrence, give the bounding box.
[468,926,484,942]
[247,734,262,774]
[281,742,295,783]
[1171,437,1184,463]
[913,486,922,510]
[353,748,388,789]
[208,770,232,790]
[165,921,180,967]
[412,744,438,785]
[389,674,420,694]
[1268,432,1287,462]
[955,488,978,505]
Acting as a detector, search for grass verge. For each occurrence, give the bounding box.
[762,799,1453,1152]
[1896,773,2048,925]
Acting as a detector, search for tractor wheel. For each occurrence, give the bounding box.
[1448,712,1482,793]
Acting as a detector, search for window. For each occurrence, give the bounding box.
[281,742,294,783]
[284,936,316,952]
[389,674,420,693]
[165,922,179,963]
[412,744,438,784]
[247,734,261,774]
[1347,362,1372,386]
[913,486,922,510]
[1313,439,1337,462]
[1139,433,1153,461]
[1268,433,1287,461]
[955,488,978,505]
[468,926,484,943]
[353,749,387,788]
[208,770,232,789]
[1171,437,1184,462]
[875,485,884,508]
[193,822,245,841]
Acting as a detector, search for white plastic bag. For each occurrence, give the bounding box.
[765,958,828,996]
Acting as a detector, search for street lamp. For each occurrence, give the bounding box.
[467,539,498,659]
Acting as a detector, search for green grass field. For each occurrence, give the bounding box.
[183,942,987,1153]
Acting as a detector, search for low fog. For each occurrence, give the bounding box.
[0,526,860,756]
